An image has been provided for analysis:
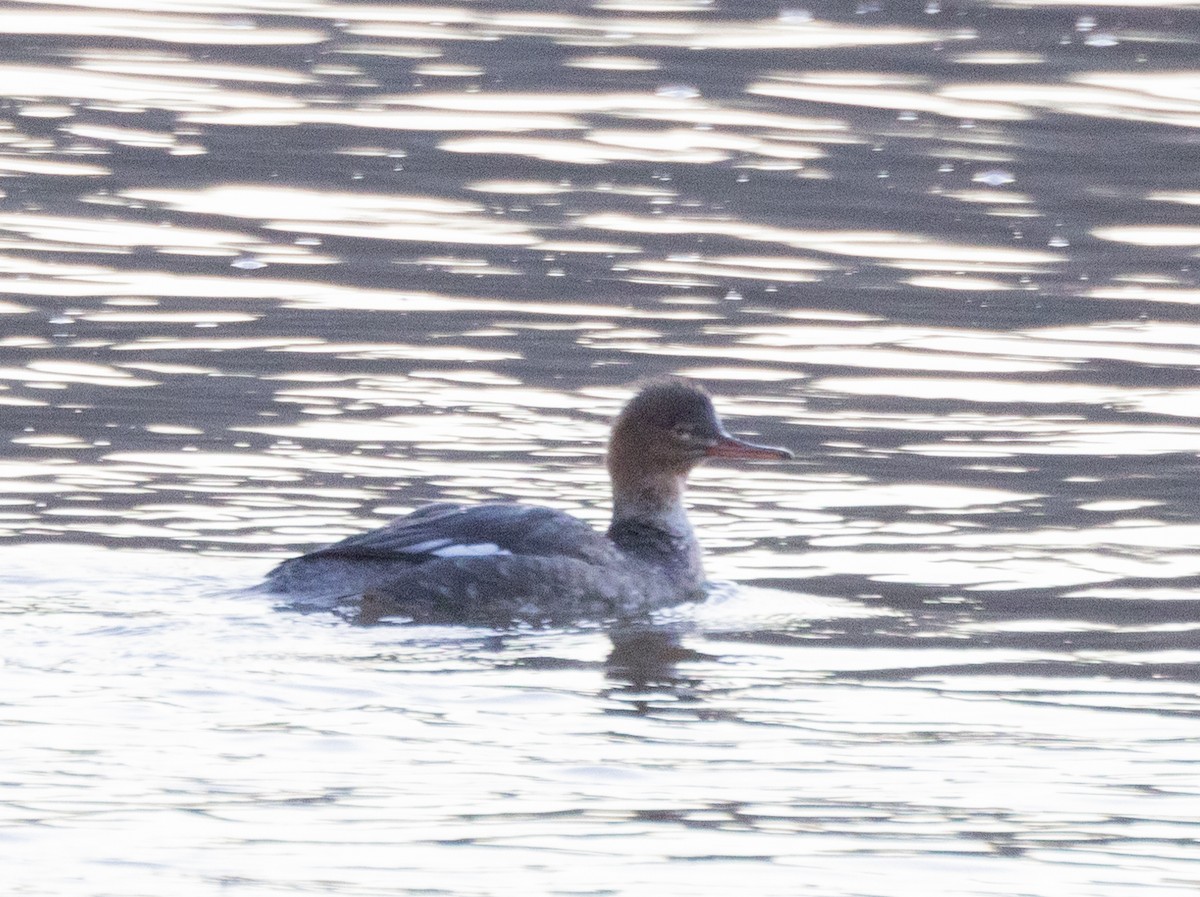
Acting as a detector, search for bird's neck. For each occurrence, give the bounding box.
[606,463,703,587]
[609,468,691,535]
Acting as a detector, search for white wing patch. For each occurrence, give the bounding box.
[404,539,454,554]
[401,539,512,558]
[429,542,512,558]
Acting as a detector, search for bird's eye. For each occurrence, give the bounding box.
[671,424,695,440]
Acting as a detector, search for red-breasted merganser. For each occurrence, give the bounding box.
[265,380,793,623]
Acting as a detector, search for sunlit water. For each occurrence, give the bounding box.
[2,1,1200,895]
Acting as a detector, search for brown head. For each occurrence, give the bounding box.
[607,380,793,484]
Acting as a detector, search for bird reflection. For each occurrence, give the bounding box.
[605,626,707,681]
[600,626,715,714]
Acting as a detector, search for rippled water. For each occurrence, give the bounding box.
[3,1,1200,894]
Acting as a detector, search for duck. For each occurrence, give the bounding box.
[265,379,793,624]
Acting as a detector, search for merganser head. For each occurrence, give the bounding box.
[608,380,794,478]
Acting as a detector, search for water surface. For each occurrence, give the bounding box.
[2,1,1200,894]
